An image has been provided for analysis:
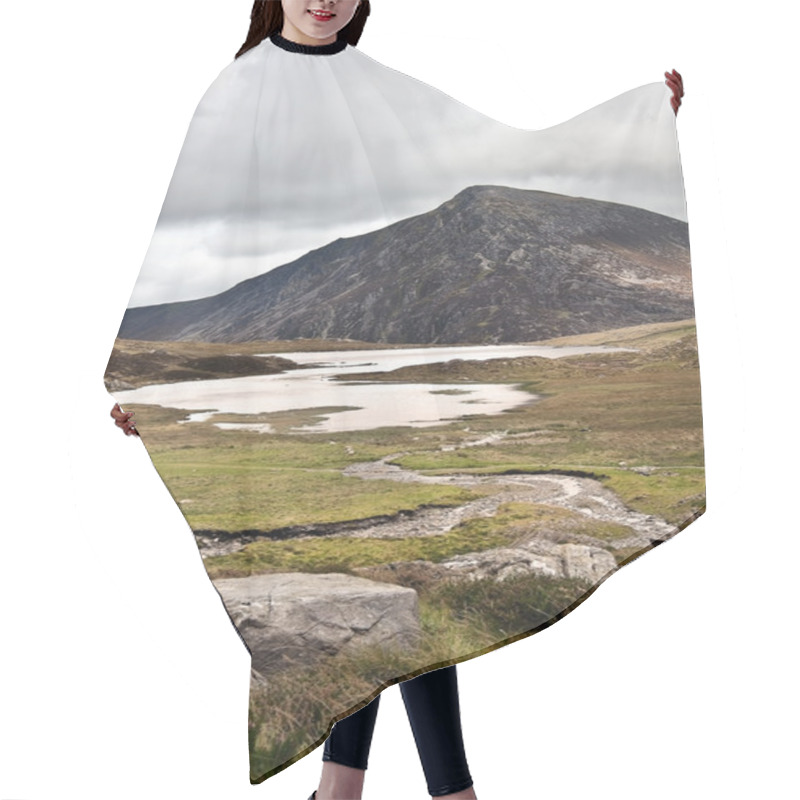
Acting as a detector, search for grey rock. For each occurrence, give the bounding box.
[558,542,618,581]
[438,539,616,583]
[213,572,420,674]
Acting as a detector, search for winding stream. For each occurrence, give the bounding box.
[196,434,675,558]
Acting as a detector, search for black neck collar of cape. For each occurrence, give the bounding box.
[269,32,348,56]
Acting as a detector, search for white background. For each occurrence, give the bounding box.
[1,1,796,798]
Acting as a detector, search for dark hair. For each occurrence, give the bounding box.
[235,1,371,59]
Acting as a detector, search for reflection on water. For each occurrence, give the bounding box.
[115,343,629,434]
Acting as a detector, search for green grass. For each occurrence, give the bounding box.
[423,571,591,641]
[127,320,704,548]
[112,321,706,783]
[202,501,635,579]
[203,506,521,579]
[158,462,476,533]
[599,467,706,524]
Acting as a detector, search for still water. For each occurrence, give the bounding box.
[114,343,628,434]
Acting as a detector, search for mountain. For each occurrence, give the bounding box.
[118,186,693,344]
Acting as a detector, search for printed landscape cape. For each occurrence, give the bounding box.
[104,31,705,784]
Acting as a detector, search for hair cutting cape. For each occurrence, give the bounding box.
[104,32,704,784]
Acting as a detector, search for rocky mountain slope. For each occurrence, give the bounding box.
[119,185,692,344]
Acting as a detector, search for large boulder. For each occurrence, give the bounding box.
[213,572,420,674]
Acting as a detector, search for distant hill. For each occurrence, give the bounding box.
[119,186,693,344]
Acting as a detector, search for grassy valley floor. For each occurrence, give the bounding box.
[111,319,705,777]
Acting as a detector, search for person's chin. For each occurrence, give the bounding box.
[299,24,339,41]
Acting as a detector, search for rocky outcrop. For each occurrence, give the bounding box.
[213,572,420,674]
[439,540,616,582]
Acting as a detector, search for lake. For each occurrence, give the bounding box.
[114,343,629,434]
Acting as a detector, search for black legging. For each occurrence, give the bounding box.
[323,664,473,797]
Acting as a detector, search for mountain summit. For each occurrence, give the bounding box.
[119,186,693,344]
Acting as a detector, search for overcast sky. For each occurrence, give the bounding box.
[128,38,686,308]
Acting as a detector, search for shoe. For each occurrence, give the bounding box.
[307,792,317,800]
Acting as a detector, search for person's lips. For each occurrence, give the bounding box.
[307,9,335,21]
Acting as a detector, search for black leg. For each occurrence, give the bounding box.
[399,665,474,797]
[322,694,382,770]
